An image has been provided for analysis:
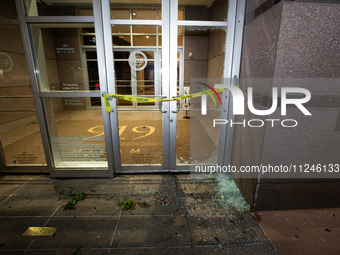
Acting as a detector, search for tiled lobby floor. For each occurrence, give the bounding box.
[0,174,277,255]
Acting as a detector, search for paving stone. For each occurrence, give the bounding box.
[127,179,183,196]
[26,248,109,254]
[117,194,186,216]
[0,175,43,181]
[188,214,268,245]
[17,179,83,197]
[110,247,193,254]
[178,181,218,195]
[72,179,129,196]
[55,195,124,216]
[192,243,277,254]
[0,252,24,255]
[185,193,227,216]
[0,217,48,250]
[112,216,190,248]
[30,217,117,249]
[0,195,61,216]
[0,180,28,196]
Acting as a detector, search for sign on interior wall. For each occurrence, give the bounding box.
[62,83,79,90]
[0,52,13,72]
[64,98,84,106]
[56,44,75,54]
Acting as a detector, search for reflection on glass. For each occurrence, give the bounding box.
[0,21,46,165]
[118,111,162,165]
[43,98,107,168]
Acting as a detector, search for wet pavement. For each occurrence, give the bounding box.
[4,173,336,254]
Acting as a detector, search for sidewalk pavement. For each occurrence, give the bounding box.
[0,174,336,254]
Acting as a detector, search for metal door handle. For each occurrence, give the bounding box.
[172,96,181,113]
[159,97,167,113]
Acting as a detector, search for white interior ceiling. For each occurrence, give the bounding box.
[41,0,216,7]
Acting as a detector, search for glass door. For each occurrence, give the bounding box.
[100,1,167,173]
[114,49,163,166]
[102,0,245,173]
[170,0,245,171]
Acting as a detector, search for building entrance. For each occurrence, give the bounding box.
[0,0,245,178]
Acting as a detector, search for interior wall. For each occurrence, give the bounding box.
[207,0,227,79]
[42,28,63,113]
[183,7,210,89]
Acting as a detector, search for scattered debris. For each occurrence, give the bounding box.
[63,193,86,210]
[139,202,151,208]
[153,196,169,205]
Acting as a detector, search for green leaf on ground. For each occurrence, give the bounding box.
[118,199,133,210]
[64,201,77,210]
[73,193,86,203]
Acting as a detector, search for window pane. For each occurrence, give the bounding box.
[31,25,99,92]
[0,22,46,166]
[43,97,107,168]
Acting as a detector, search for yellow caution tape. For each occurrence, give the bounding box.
[103,88,228,114]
